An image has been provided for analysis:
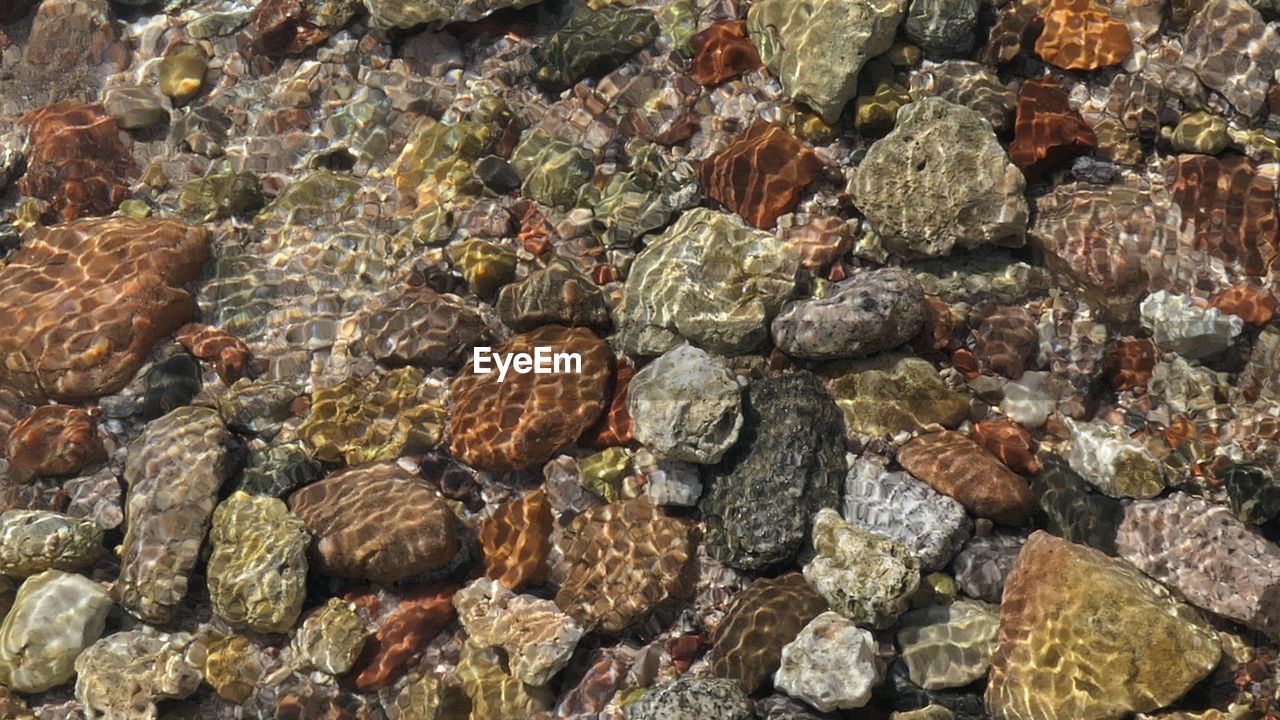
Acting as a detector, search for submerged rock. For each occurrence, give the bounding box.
[5,405,106,484]
[625,678,755,720]
[75,627,204,719]
[897,599,999,690]
[843,458,972,571]
[775,612,881,712]
[0,570,112,693]
[1064,418,1165,499]
[711,572,829,694]
[207,492,309,634]
[1140,290,1243,359]
[803,508,920,628]
[454,578,583,686]
[291,598,369,676]
[699,121,822,230]
[0,510,104,577]
[897,431,1035,526]
[298,367,448,466]
[497,258,611,332]
[772,268,926,360]
[533,6,659,92]
[827,354,970,437]
[627,344,743,464]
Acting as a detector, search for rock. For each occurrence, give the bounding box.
[701,372,845,570]
[952,532,1025,603]
[249,0,360,55]
[775,611,881,711]
[390,672,470,720]
[1208,284,1277,326]
[881,661,986,719]
[986,532,1221,720]
[803,508,919,627]
[616,207,798,356]
[508,128,594,209]
[457,638,552,718]
[157,44,206,105]
[970,306,1039,379]
[351,286,489,368]
[851,98,1027,258]
[177,170,266,222]
[102,85,168,130]
[174,323,253,383]
[215,378,301,441]
[898,431,1036,526]
[448,239,517,298]
[897,599,999,690]
[711,572,829,694]
[625,678,755,720]
[138,352,201,421]
[18,102,135,222]
[772,268,925,360]
[998,372,1056,428]
[1223,463,1280,524]
[970,420,1038,475]
[634,448,703,506]
[1034,0,1132,70]
[5,405,105,484]
[856,80,914,135]
[291,598,369,676]
[626,344,743,464]
[1169,154,1280,278]
[64,468,124,531]
[1028,454,1123,554]
[533,6,659,92]
[757,695,840,719]
[1007,78,1097,182]
[905,0,978,56]
[477,489,554,590]
[827,354,970,436]
[554,497,693,632]
[1064,418,1165,498]
[298,366,448,465]
[1185,0,1280,115]
[746,0,907,123]
[1116,492,1280,639]
[0,510,103,577]
[0,217,207,402]
[454,578,583,685]
[496,258,610,332]
[584,144,698,248]
[119,406,229,624]
[908,61,1017,131]
[393,118,495,208]
[288,463,460,584]
[1170,112,1229,154]
[699,121,822,230]
[204,634,270,703]
[1106,337,1157,391]
[1140,290,1243,359]
[364,0,537,28]
[476,154,521,193]
[75,627,204,718]
[449,325,612,472]
[690,20,762,86]
[843,458,972,572]
[207,492,309,634]
[894,708,955,720]
[350,584,457,691]
[579,447,632,502]
[0,570,112,693]
[24,0,126,75]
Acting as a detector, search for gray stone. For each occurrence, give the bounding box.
[1139,290,1243,360]
[1184,0,1280,115]
[905,0,979,56]
[625,678,755,720]
[803,508,920,627]
[627,345,743,464]
[0,570,112,693]
[843,458,972,572]
[775,611,881,712]
[363,0,539,28]
[102,85,168,130]
[1065,418,1165,499]
[896,599,999,690]
[951,532,1024,603]
[771,268,925,360]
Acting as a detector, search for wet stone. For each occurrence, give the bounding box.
[625,678,754,720]
[1034,0,1132,70]
[454,577,584,686]
[626,344,743,464]
[533,6,659,92]
[291,597,369,676]
[772,268,925,360]
[74,627,204,718]
[175,323,254,384]
[1223,463,1280,524]
[6,404,106,484]
[1065,418,1165,498]
[207,491,309,634]
[711,572,829,694]
[897,599,999,690]
[365,0,538,28]
[0,570,112,693]
[970,306,1039,379]
[349,584,457,691]
[457,638,552,718]
[140,352,202,421]
[803,508,920,628]
[898,431,1036,526]
[298,366,447,465]
[248,0,360,55]
[1008,78,1097,182]
[496,258,611,332]
[0,510,103,577]
[1168,154,1280,279]
[905,0,979,56]
[350,286,489,368]
[908,61,1017,131]
[843,458,972,572]
[102,85,168,130]
[1140,290,1243,359]
[775,612,880,711]
[477,488,554,590]
[1028,454,1124,554]
[1185,0,1280,115]
[952,532,1025,603]
[448,239,518,298]
[699,121,822,231]
[158,44,207,106]
[509,128,594,210]
[18,102,135,222]
[178,170,265,222]
[1170,112,1230,154]
[690,20,762,86]
[828,354,970,437]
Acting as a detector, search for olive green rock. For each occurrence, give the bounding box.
[534,6,659,92]
[0,570,112,693]
[102,85,168,130]
[1169,112,1230,154]
[207,491,310,634]
[291,597,370,675]
[826,354,969,436]
[364,0,540,29]
[583,141,699,248]
[802,509,920,628]
[0,510,104,577]
[179,170,265,222]
[509,128,595,210]
[158,44,208,106]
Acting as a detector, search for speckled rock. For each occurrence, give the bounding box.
[119,405,229,624]
[701,372,845,570]
[1223,463,1280,524]
[712,572,829,694]
[533,6,659,92]
[851,98,1027,258]
[207,492,309,634]
[626,344,742,464]
[138,352,201,421]
[803,508,919,627]
[5,404,106,484]
[843,458,972,572]
[364,0,538,29]
[508,129,595,210]
[298,367,447,465]
[905,0,978,56]
[74,627,204,719]
[0,510,103,577]
[699,121,822,230]
[178,170,265,222]
[457,638,552,719]
[1140,290,1243,359]
[986,532,1221,720]
[1184,0,1280,115]
[350,286,489,369]
[775,611,881,712]
[897,599,999,690]
[291,597,369,676]
[625,678,754,720]
[746,0,907,123]
[1065,418,1165,499]
[1028,454,1123,554]
[0,570,111,693]
[827,354,969,437]
[616,208,798,357]
[203,634,269,703]
[634,448,703,507]
[288,463,459,584]
[898,431,1035,526]
[908,61,1017,131]
[1117,492,1280,639]
[970,306,1039,379]
[497,258,610,332]
[952,532,1025,603]
[772,269,925,360]
[454,578,583,685]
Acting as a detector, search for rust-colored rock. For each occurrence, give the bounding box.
[0,217,208,403]
[175,323,253,383]
[972,420,1040,475]
[970,306,1040,379]
[580,359,635,448]
[18,103,136,223]
[898,430,1036,526]
[710,572,828,694]
[349,584,456,691]
[690,20,762,86]
[1170,154,1280,278]
[1034,0,1132,70]
[698,121,823,230]
[1105,338,1157,391]
[249,0,358,56]
[5,405,105,485]
[781,216,853,273]
[982,0,1046,65]
[1209,285,1277,326]
[477,489,553,590]
[1008,78,1097,181]
[449,325,612,472]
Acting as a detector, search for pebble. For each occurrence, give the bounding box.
[74,627,203,718]
[828,354,970,436]
[951,532,1025,603]
[897,599,999,690]
[454,578,584,686]
[843,458,972,572]
[157,44,207,105]
[711,572,829,694]
[0,510,103,577]
[803,508,919,627]
[772,268,925,360]
[626,344,743,464]
[5,405,106,484]
[624,678,755,720]
[0,570,112,693]
[775,611,881,711]
[1064,417,1165,498]
[291,597,369,676]
[700,121,822,230]
[897,430,1036,526]
[1140,290,1243,360]
[207,491,310,634]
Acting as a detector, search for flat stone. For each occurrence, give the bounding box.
[5,405,106,484]
[291,597,369,676]
[908,61,1016,131]
[842,458,972,572]
[775,611,880,712]
[19,102,136,222]
[509,128,594,209]
[772,268,925,360]
[827,354,970,437]
[0,570,111,693]
[299,366,448,465]
[1140,290,1243,359]
[627,344,743,464]
[533,6,659,92]
[364,0,537,28]
[0,510,103,577]
[102,85,168,130]
[897,430,1035,526]
[803,508,919,627]
[1065,418,1165,498]
[711,572,829,694]
[350,286,489,369]
[477,488,554,590]
[496,258,610,332]
[897,599,999,690]
[905,0,978,56]
[699,121,822,230]
[690,20,762,86]
[1008,78,1097,182]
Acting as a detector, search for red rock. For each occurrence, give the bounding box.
[477,489,554,590]
[1104,337,1156,391]
[18,103,136,223]
[913,295,957,354]
[581,359,635,447]
[1008,78,1097,181]
[1170,154,1280,278]
[1034,0,1132,70]
[981,0,1046,65]
[711,573,828,694]
[690,20,762,86]
[23,0,128,74]
[6,405,105,484]
[1209,284,1277,326]
[970,306,1040,378]
[349,585,457,691]
[972,420,1040,475]
[698,121,823,230]
[781,216,852,273]
[898,430,1036,526]
[250,0,358,56]
[175,323,254,383]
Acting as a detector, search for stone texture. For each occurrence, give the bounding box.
[803,508,919,627]
[701,372,845,570]
[454,577,583,685]
[1034,0,1132,70]
[616,207,798,356]
[139,353,201,421]
[772,268,925,360]
[119,406,229,624]
[0,570,111,693]
[952,532,1025,603]
[905,0,978,56]
[350,286,488,369]
[851,98,1027,259]
[1169,112,1230,154]
[970,306,1040,379]
[843,458,972,572]
[1223,463,1280,525]
[178,170,265,223]
[699,121,822,230]
[449,325,611,472]
[533,6,659,92]
[827,354,970,436]
[1169,154,1280,278]
[626,344,742,464]
[1185,0,1280,115]
[1027,455,1121,554]
[456,638,552,718]
[207,491,309,634]
[158,44,207,105]
[775,611,881,712]
[5,405,105,484]
[971,420,1039,475]
[625,678,755,720]
[711,572,829,694]
[509,129,594,210]
[898,431,1036,526]
[174,323,254,383]
[298,366,447,465]
[897,599,999,690]
[908,61,1017,131]
[74,627,204,719]
[1008,78,1097,182]
[0,510,103,577]
[1065,418,1165,498]
[18,102,135,222]
[746,0,908,123]
[477,488,554,590]
[291,597,369,676]
[102,85,167,130]
[448,239,517,298]
[1140,290,1243,359]
[249,0,360,55]
[986,532,1221,720]
[289,463,459,584]
[0,217,207,402]
[497,258,610,332]
[351,584,457,691]
[690,20,762,86]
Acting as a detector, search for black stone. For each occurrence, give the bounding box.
[140,352,203,421]
[476,155,521,194]
[1027,453,1123,555]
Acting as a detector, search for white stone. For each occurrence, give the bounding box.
[842,457,971,571]
[774,611,882,712]
[453,578,583,686]
[1066,418,1165,499]
[626,344,743,464]
[999,371,1055,427]
[634,449,703,507]
[1139,290,1243,359]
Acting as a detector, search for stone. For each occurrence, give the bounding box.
[298,367,447,465]
[1065,418,1165,498]
[1170,112,1230,154]
[178,170,265,222]
[350,286,489,368]
[350,584,457,691]
[119,406,229,624]
[1140,290,1243,359]
[139,352,201,421]
[970,306,1039,379]
[364,0,536,28]
[456,639,552,718]
[898,431,1036,526]
[18,102,135,222]
[827,354,970,436]
[496,258,610,332]
[775,612,880,712]
[998,372,1056,428]
[393,119,494,209]
[23,0,127,75]
[175,323,254,383]
[908,61,1017,131]
[448,240,517,298]
[851,98,1028,258]
[1169,154,1279,279]
[477,489,554,590]
[390,672,470,720]
[554,497,693,632]
[952,532,1025,603]
[291,597,369,676]
[0,570,111,693]
[986,532,1221,720]
[1223,463,1280,524]
[803,508,919,627]
[207,491,309,634]
[102,85,168,130]
[0,217,207,403]
[583,143,698,248]
[63,468,124,532]
[711,572,829,694]
[249,0,360,55]
[5,405,105,484]
[1116,492,1280,640]
[1030,454,1124,554]
[508,129,594,210]
[843,458,972,572]
[74,627,204,719]
[746,0,907,123]
[449,325,611,472]
[580,447,631,503]
[690,20,762,86]
[897,599,999,690]
[772,268,925,360]
[702,372,845,570]
[454,578,584,685]
[533,6,659,92]
[615,207,798,356]
[626,344,742,464]
[1008,78,1097,182]
[204,634,269,703]
[625,678,754,720]
[1185,0,1280,115]
[1106,337,1157,391]
[288,463,460,584]
[1208,284,1277,326]
[699,121,822,230]
[215,379,301,441]
[158,44,207,105]
[970,420,1039,475]
[905,0,978,56]
[634,448,703,506]
[855,80,914,135]
[1034,0,1132,70]
[0,510,103,577]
